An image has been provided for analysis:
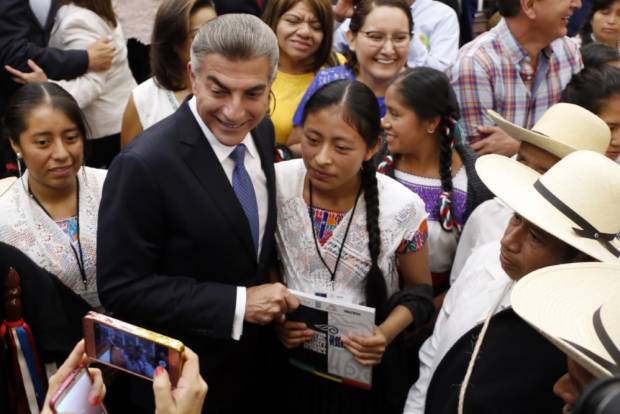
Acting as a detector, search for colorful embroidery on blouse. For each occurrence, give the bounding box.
[56,216,79,244]
[309,206,345,246]
[397,218,429,253]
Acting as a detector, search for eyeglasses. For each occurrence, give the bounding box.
[358,30,411,48]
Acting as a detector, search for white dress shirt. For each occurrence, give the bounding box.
[29,0,51,27]
[404,242,514,413]
[189,97,268,340]
[333,0,460,71]
[449,198,513,285]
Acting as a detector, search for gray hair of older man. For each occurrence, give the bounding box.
[190,13,279,82]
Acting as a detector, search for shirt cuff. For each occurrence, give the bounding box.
[232,286,246,340]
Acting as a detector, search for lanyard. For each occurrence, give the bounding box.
[308,180,362,282]
[28,178,88,288]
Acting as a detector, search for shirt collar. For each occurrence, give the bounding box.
[496,18,554,65]
[188,96,259,163]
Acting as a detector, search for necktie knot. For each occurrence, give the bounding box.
[230,144,247,165]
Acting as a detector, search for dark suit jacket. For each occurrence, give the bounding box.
[97,102,277,413]
[0,0,88,112]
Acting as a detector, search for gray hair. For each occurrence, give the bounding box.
[190,13,279,82]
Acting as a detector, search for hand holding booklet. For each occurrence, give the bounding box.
[287,289,376,389]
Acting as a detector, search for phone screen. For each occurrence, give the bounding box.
[54,369,105,414]
[93,321,170,379]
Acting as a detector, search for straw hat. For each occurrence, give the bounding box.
[511,262,620,378]
[476,150,620,262]
[488,103,611,158]
[0,176,16,196]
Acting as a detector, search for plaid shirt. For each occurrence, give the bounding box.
[448,19,583,141]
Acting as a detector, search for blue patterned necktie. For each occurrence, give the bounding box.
[230,144,259,251]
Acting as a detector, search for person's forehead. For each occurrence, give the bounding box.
[197,53,272,86]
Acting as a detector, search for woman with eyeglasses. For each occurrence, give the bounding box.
[262,0,342,149]
[286,0,412,155]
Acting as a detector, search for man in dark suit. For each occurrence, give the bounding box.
[97,14,297,413]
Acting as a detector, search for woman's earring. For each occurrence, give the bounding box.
[16,152,23,178]
[427,129,435,134]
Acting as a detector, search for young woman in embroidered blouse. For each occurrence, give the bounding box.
[286,0,412,155]
[262,0,341,147]
[120,0,216,147]
[274,80,434,413]
[378,67,492,295]
[0,83,107,309]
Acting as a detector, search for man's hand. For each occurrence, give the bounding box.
[153,347,207,414]
[4,59,48,84]
[471,125,520,156]
[87,36,115,72]
[245,283,299,325]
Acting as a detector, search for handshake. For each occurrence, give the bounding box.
[244,282,300,325]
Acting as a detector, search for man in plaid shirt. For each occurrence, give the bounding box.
[448,0,583,156]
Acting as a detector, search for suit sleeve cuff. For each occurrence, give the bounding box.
[232,286,246,340]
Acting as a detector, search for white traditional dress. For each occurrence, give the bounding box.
[0,167,106,308]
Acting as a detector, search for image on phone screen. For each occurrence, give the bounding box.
[54,369,105,414]
[94,322,170,378]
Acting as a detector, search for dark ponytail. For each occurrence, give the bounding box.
[302,79,387,320]
[390,67,462,233]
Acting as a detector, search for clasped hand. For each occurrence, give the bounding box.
[245,283,300,325]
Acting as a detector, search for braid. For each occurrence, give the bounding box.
[437,117,460,233]
[361,161,388,322]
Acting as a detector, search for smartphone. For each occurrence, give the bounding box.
[49,367,107,414]
[83,312,184,385]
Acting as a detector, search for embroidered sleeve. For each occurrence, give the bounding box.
[397,218,428,253]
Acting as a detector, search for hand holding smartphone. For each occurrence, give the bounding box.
[82,312,184,385]
[49,368,107,414]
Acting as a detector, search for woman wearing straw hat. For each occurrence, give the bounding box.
[511,262,620,414]
[450,103,612,283]
[405,150,620,414]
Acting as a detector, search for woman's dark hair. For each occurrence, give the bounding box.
[497,0,521,17]
[151,0,215,91]
[579,0,618,46]
[62,0,117,27]
[383,67,462,233]
[581,42,620,68]
[301,80,387,319]
[262,0,340,72]
[561,65,620,114]
[345,0,413,74]
[2,83,89,144]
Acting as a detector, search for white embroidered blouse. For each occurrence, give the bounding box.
[0,167,107,308]
[275,160,428,305]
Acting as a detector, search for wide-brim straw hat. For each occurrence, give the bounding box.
[476,150,620,262]
[512,262,620,378]
[0,176,16,196]
[488,103,611,158]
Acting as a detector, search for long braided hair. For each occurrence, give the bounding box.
[301,80,388,319]
[380,67,462,233]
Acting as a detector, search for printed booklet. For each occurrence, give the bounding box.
[287,289,376,389]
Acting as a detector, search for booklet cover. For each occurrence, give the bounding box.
[287,289,376,389]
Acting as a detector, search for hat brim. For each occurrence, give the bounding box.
[0,177,16,197]
[476,155,620,263]
[488,110,576,158]
[511,262,620,379]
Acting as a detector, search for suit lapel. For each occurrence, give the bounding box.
[177,104,257,260]
[252,120,276,268]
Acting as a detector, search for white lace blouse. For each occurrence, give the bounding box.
[275,160,428,305]
[0,167,107,308]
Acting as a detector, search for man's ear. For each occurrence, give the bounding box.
[188,62,196,88]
